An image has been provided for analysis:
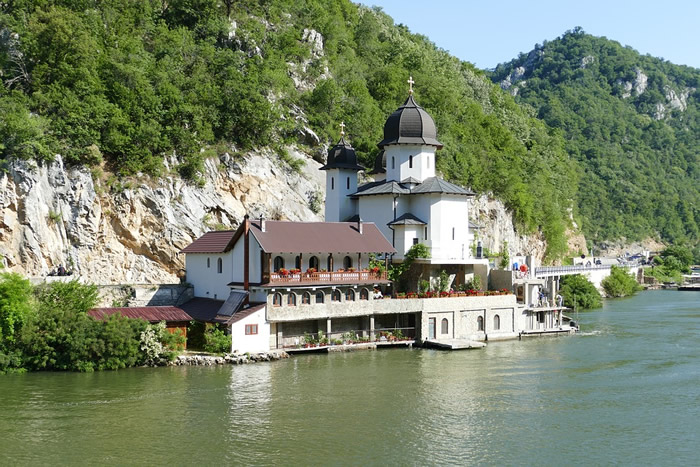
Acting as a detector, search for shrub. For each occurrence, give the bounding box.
[559,274,602,309]
[602,266,642,298]
[204,325,230,354]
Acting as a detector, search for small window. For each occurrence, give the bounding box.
[427,156,430,168]
[287,293,296,306]
[274,256,284,272]
[345,289,355,301]
[409,155,413,168]
[494,314,501,330]
[331,177,334,190]
[217,257,223,274]
[327,255,333,271]
[332,290,341,302]
[360,288,369,300]
[343,256,352,269]
[309,256,319,270]
[441,318,449,334]
[391,156,395,170]
[346,177,350,190]
[295,255,301,269]
[207,258,210,268]
[452,228,455,241]
[425,227,428,239]
[477,316,484,331]
[245,324,258,335]
[273,293,282,307]
[315,291,325,303]
[302,292,311,305]
[413,238,418,246]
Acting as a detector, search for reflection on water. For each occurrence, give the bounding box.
[0,291,698,465]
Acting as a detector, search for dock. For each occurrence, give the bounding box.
[423,339,487,350]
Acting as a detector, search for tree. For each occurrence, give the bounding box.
[602,266,642,298]
[0,273,34,351]
[559,274,602,309]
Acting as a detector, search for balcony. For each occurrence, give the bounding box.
[268,270,388,285]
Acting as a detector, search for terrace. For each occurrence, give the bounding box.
[267,269,388,285]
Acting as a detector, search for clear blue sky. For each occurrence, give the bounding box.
[363,0,700,70]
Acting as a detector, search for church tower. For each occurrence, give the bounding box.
[377,76,442,183]
[320,123,364,222]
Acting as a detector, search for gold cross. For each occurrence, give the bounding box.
[339,121,345,137]
[408,75,415,95]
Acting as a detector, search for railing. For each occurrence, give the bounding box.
[269,270,387,284]
[535,264,635,277]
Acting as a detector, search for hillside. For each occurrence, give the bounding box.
[0,0,577,261]
[491,28,699,250]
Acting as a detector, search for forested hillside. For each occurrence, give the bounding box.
[491,28,699,249]
[0,0,577,260]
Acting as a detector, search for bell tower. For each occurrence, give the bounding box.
[320,123,364,222]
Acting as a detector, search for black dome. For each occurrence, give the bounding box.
[378,95,443,149]
[320,137,364,171]
[368,150,386,175]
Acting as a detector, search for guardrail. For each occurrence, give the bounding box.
[535,264,636,277]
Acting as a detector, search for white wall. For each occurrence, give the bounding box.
[186,252,233,300]
[358,196,395,248]
[429,196,470,262]
[384,145,436,182]
[324,168,358,222]
[230,308,270,353]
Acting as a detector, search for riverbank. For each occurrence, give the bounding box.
[173,351,289,366]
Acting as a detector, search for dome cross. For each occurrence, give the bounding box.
[339,121,346,137]
[407,76,415,95]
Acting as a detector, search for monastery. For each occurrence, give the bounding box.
[180,79,576,353]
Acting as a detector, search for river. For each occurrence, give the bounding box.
[0,290,698,466]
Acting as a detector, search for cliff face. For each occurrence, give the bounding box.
[0,149,324,283]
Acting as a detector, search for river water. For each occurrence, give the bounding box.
[1,290,698,466]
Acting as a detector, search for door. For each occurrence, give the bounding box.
[428,318,436,340]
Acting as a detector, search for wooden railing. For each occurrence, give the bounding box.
[269,270,387,284]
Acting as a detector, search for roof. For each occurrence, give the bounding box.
[401,177,421,184]
[469,221,482,230]
[388,213,427,226]
[217,290,249,317]
[179,297,225,322]
[378,95,443,149]
[249,220,396,254]
[352,177,474,197]
[180,230,237,254]
[223,303,266,326]
[88,307,192,323]
[368,151,386,175]
[319,137,365,171]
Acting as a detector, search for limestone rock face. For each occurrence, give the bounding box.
[0,149,324,284]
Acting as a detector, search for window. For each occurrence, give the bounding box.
[494,314,501,330]
[441,318,449,334]
[217,257,223,274]
[413,238,419,246]
[273,293,282,307]
[207,258,210,268]
[409,155,413,168]
[274,256,284,272]
[315,291,325,303]
[309,256,319,270]
[245,324,258,335]
[302,292,311,305]
[327,255,333,271]
[345,289,355,301]
[287,293,296,306]
[295,255,301,269]
[346,177,350,189]
[427,156,430,168]
[343,256,352,269]
[477,316,484,331]
[391,156,395,169]
[332,289,341,302]
[331,177,334,190]
[425,227,428,239]
[452,228,455,241]
[360,288,369,300]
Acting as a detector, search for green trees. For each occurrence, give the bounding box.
[559,274,602,309]
[602,266,643,298]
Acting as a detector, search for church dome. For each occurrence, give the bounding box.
[378,95,443,149]
[320,137,364,171]
[368,150,386,175]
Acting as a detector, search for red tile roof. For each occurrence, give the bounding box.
[179,230,237,254]
[88,307,192,323]
[221,303,266,325]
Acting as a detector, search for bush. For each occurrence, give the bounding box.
[559,274,602,309]
[602,266,642,298]
[0,273,35,355]
[204,325,230,354]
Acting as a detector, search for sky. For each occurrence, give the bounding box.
[362,0,700,70]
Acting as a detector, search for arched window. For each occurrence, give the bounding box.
[274,256,284,272]
[345,289,355,301]
[287,293,296,306]
[295,255,301,269]
[309,256,319,270]
[331,289,341,302]
[343,256,352,269]
[494,314,501,330]
[409,155,413,168]
[360,288,369,300]
[477,316,484,331]
[315,291,325,303]
[391,156,395,169]
[331,177,334,190]
[217,257,223,274]
[346,177,350,189]
[441,318,449,334]
[272,293,282,307]
[302,292,311,305]
[207,257,210,268]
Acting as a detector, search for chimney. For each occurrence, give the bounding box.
[260,215,266,232]
[357,218,363,234]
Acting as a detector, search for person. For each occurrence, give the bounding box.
[538,289,545,307]
[57,264,66,276]
[373,287,383,299]
[556,293,563,308]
